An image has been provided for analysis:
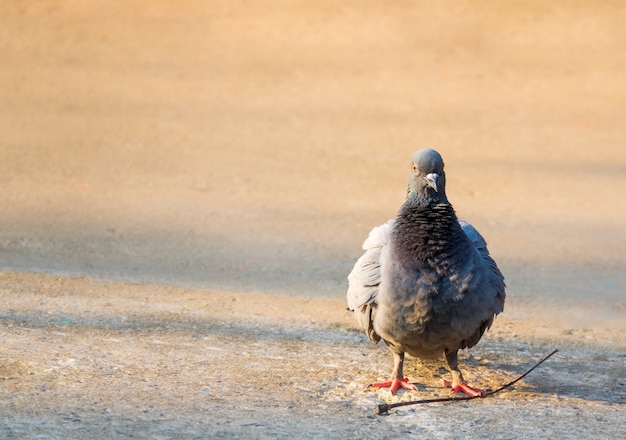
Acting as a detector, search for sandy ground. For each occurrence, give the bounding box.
[1,1,625,438]
[1,272,624,439]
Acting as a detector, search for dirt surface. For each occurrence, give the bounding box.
[1,1,625,438]
[1,272,625,439]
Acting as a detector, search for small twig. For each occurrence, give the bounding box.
[375,348,558,414]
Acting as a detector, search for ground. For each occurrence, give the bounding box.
[1,272,624,439]
[1,1,625,439]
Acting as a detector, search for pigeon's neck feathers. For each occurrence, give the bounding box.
[391,194,467,264]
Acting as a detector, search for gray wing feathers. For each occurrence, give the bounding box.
[459,219,506,313]
[459,219,487,252]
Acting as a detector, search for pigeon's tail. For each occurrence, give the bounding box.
[356,303,381,343]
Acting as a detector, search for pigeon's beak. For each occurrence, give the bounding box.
[425,173,439,192]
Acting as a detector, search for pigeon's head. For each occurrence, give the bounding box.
[407,148,446,199]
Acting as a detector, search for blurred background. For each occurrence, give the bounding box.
[1,1,624,314]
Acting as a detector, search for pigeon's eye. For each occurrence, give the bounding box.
[412,163,418,174]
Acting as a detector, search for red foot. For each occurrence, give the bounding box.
[442,379,486,397]
[369,377,417,394]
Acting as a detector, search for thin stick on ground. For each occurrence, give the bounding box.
[375,348,559,414]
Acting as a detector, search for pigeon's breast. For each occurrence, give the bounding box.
[373,255,440,346]
[374,238,488,357]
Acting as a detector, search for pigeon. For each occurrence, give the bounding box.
[347,148,505,396]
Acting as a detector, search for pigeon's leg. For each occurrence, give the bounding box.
[368,351,417,394]
[442,350,486,397]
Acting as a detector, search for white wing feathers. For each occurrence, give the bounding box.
[346,220,394,342]
[347,220,394,311]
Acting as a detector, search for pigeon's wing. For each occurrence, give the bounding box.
[458,219,488,253]
[346,220,394,343]
[458,219,506,321]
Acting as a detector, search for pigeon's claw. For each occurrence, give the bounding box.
[369,377,417,394]
[442,379,486,397]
